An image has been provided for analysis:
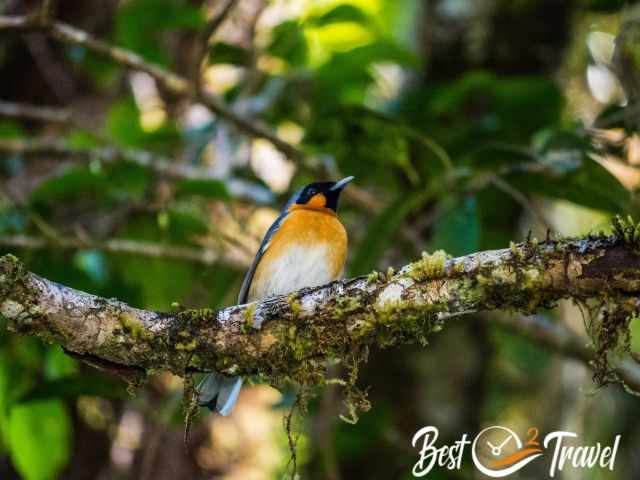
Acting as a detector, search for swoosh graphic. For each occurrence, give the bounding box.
[492,447,544,468]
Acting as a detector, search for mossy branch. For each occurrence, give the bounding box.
[2,235,640,392]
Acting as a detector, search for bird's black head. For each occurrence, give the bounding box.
[290,176,354,212]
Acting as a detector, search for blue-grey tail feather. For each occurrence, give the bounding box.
[197,373,243,416]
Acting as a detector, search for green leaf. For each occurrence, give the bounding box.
[104,161,150,201]
[0,120,25,139]
[313,42,417,108]
[30,161,149,207]
[468,130,628,213]
[307,5,371,27]
[209,42,250,65]
[8,400,71,480]
[44,347,77,380]
[349,191,431,276]
[30,165,107,206]
[65,130,101,149]
[268,21,308,66]
[508,155,628,213]
[116,0,204,66]
[65,47,121,89]
[165,204,210,242]
[106,98,180,149]
[505,130,629,213]
[430,196,480,256]
[463,143,536,172]
[175,178,231,200]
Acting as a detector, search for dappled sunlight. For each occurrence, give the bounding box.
[196,386,287,479]
[1,0,640,479]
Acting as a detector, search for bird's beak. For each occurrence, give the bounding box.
[330,176,355,192]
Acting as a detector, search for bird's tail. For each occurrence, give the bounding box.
[196,373,243,416]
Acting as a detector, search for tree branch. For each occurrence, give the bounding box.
[489,313,640,390]
[0,14,379,210]
[0,137,273,204]
[0,100,72,124]
[0,15,303,158]
[2,235,640,391]
[0,234,247,268]
[194,0,238,90]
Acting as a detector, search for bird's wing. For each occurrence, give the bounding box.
[237,211,287,304]
[238,187,302,304]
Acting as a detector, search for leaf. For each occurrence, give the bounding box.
[267,21,308,66]
[349,191,431,276]
[65,130,101,149]
[104,161,150,201]
[44,347,77,380]
[165,204,210,242]
[463,143,536,172]
[29,165,107,206]
[306,105,445,187]
[106,98,180,149]
[468,129,628,213]
[209,42,250,65]
[313,42,417,108]
[116,0,204,66]
[508,155,629,213]
[0,120,25,139]
[8,400,71,480]
[307,5,370,27]
[65,47,121,89]
[30,162,149,208]
[430,196,481,256]
[507,130,629,213]
[175,178,231,200]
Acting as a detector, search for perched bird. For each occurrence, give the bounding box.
[197,176,354,415]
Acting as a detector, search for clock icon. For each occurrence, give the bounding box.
[471,426,544,478]
[474,426,523,463]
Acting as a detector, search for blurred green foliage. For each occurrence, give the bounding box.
[1,0,639,478]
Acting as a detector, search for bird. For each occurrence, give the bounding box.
[197,176,354,416]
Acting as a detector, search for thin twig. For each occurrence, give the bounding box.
[0,14,378,210]
[0,137,272,204]
[39,0,57,24]
[487,174,554,232]
[0,234,246,268]
[489,313,640,390]
[0,184,63,243]
[0,100,72,124]
[194,0,238,90]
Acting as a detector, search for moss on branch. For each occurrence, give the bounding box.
[3,232,640,414]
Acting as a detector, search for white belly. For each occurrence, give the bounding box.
[248,243,338,302]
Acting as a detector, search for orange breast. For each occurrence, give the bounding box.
[248,209,348,301]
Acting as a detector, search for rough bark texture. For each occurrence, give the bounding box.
[1,235,640,389]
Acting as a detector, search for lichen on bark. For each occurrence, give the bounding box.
[3,230,640,419]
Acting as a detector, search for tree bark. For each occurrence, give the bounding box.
[2,234,639,388]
